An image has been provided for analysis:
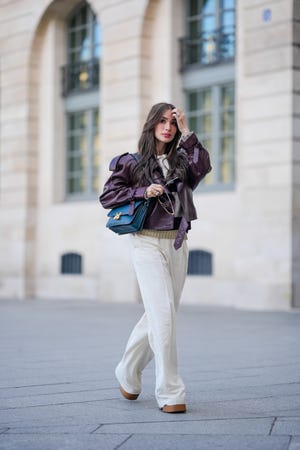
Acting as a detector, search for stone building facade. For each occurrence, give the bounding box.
[0,0,299,309]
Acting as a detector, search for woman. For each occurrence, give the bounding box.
[100,102,211,413]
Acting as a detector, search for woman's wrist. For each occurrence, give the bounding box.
[144,189,149,200]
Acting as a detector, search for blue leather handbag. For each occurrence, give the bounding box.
[106,199,150,235]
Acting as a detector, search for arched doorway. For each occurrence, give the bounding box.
[26,0,100,298]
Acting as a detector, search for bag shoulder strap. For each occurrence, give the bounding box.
[131,152,140,162]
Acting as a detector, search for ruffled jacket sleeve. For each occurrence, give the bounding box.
[179,133,212,191]
[99,153,146,209]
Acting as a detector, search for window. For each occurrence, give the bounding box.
[62,2,101,96]
[187,250,213,275]
[180,0,235,71]
[186,83,235,189]
[66,109,100,196]
[61,253,82,274]
[62,2,100,199]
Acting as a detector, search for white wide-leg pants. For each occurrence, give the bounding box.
[115,233,188,408]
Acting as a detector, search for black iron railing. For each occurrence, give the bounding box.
[179,28,235,71]
[61,59,99,96]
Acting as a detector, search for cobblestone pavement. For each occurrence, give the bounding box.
[0,299,299,450]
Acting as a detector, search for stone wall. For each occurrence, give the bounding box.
[0,0,298,309]
[235,0,293,308]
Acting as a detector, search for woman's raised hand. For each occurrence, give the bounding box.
[172,108,190,135]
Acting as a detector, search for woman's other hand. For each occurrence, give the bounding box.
[144,183,164,199]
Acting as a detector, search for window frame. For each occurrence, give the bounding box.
[63,2,101,202]
[62,2,101,97]
[65,105,100,200]
[181,0,235,71]
[67,2,101,65]
[181,2,235,193]
[185,81,235,192]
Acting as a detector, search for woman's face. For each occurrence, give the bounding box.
[154,109,177,146]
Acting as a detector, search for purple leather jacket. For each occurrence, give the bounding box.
[99,132,211,249]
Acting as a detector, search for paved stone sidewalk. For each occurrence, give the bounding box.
[0,299,299,450]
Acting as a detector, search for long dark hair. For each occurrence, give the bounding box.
[132,102,188,185]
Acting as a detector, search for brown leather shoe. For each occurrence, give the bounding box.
[119,386,139,401]
[161,404,186,413]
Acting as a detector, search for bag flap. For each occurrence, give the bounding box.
[107,200,143,217]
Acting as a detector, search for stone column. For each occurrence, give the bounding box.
[235,0,293,309]
[98,0,149,302]
[0,1,35,298]
[292,0,300,307]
